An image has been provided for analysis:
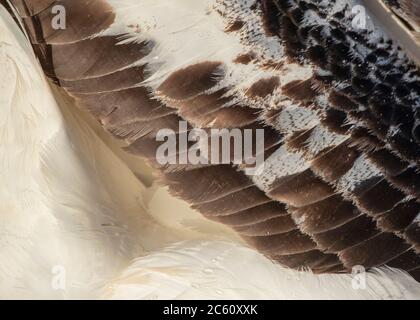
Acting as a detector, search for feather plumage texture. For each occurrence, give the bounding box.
[0,6,245,298]
[103,240,420,300]
[384,0,420,32]
[0,6,145,298]
[3,0,420,283]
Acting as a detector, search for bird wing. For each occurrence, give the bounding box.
[4,0,420,281]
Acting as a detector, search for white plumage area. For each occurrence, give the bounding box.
[0,1,420,300]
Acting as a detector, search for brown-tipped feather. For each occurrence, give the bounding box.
[72,87,174,124]
[233,215,297,236]
[210,202,289,227]
[354,179,406,216]
[312,215,380,254]
[243,230,317,255]
[246,76,280,99]
[157,62,224,100]
[387,250,420,271]
[282,78,317,103]
[290,195,361,234]
[180,105,259,129]
[193,186,272,217]
[163,165,253,205]
[376,200,420,232]
[339,233,411,269]
[405,222,420,253]
[9,0,53,17]
[310,143,360,183]
[272,250,344,271]
[61,66,146,94]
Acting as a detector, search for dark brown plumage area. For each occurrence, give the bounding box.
[51,37,153,80]
[268,169,336,208]
[282,78,317,102]
[157,62,224,100]
[5,0,419,281]
[384,0,420,32]
[257,0,419,280]
[6,0,54,17]
[19,0,115,44]
[246,76,280,98]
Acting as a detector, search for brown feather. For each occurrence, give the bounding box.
[272,250,344,271]
[210,202,289,227]
[157,61,223,100]
[61,66,146,94]
[312,215,380,254]
[163,165,253,205]
[233,215,297,236]
[339,233,411,269]
[243,230,317,255]
[193,186,272,216]
[22,0,115,44]
[73,87,173,124]
[9,0,54,17]
[376,200,420,232]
